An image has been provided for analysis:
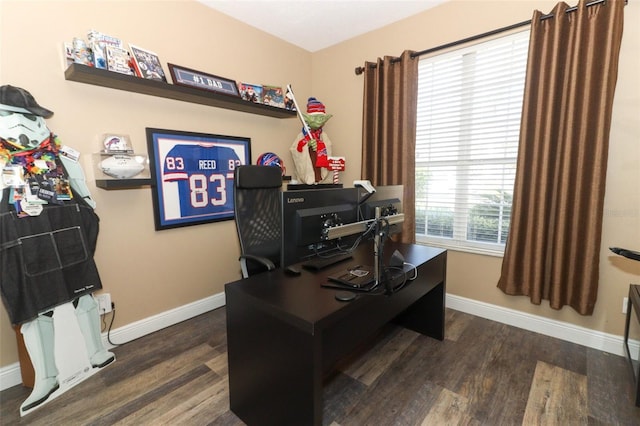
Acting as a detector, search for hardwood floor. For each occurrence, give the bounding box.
[1,307,639,425]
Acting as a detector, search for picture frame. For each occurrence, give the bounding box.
[167,63,240,97]
[262,85,285,108]
[146,128,251,230]
[238,82,263,103]
[105,45,135,76]
[129,44,167,82]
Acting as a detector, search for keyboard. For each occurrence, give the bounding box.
[301,253,353,271]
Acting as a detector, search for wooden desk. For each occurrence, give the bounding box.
[225,242,447,426]
[624,284,640,406]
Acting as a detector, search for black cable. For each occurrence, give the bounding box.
[106,308,120,347]
[384,266,408,293]
[98,306,121,347]
[314,217,378,258]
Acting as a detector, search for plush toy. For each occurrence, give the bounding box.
[289,97,333,184]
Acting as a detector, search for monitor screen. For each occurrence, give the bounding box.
[358,185,403,219]
[281,187,359,267]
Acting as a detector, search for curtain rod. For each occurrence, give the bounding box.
[354,0,624,75]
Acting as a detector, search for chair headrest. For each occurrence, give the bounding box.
[235,165,282,189]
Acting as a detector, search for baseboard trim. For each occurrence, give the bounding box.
[446,293,638,359]
[2,292,636,391]
[0,293,226,391]
[101,292,226,349]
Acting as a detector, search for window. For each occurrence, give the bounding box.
[415,30,530,256]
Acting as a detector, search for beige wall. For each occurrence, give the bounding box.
[0,0,311,367]
[1,0,638,370]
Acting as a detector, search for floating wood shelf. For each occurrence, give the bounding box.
[66,64,297,189]
[95,178,153,189]
[64,64,297,119]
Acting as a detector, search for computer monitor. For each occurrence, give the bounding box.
[357,185,403,219]
[357,185,404,236]
[322,185,405,293]
[281,187,359,267]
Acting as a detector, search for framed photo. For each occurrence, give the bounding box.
[146,128,251,230]
[129,44,167,82]
[168,63,240,97]
[238,82,263,103]
[262,85,285,108]
[105,45,135,76]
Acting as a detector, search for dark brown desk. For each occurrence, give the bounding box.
[624,284,640,406]
[225,242,447,426]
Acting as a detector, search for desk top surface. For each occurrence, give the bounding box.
[225,241,446,334]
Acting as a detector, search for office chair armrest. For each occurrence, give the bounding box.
[239,254,276,278]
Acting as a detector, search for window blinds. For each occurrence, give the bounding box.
[415,30,530,255]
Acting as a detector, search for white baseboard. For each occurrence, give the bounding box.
[100,292,226,350]
[446,293,639,359]
[2,292,636,392]
[0,292,226,391]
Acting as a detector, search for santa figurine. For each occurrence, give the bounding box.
[289,97,333,184]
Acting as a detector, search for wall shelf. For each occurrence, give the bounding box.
[66,64,297,190]
[64,64,297,119]
[95,178,153,189]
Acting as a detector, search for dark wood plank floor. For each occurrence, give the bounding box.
[1,307,639,425]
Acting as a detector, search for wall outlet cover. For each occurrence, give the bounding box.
[96,294,112,314]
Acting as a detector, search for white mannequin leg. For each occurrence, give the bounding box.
[75,294,115,368]
[20,314,59,412]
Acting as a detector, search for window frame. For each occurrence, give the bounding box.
[414,29,530,257]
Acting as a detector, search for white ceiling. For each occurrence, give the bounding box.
[198,0,447,52]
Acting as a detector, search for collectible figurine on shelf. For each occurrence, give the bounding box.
[288,87,333,184]
[0,85,114,415]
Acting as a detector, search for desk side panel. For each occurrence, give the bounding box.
[394,251,446,339]
[225,285,321,425]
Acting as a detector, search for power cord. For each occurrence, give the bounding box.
[403,261,418,280]
[100,303,120,347]
[376,261,418,295]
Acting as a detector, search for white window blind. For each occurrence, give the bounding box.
[415,30,530,256]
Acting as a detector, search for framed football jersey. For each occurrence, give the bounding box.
[146,128,251,230]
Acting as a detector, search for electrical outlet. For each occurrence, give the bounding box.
[623,297,629,315]
[95,293,112,314]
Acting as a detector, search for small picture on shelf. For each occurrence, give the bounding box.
[63,42,74,67]
[88,30,123,70]
[284,86,296,111]
[238,82,263,104]
[105,45,135,76]
[262,85,285,108]
[129,44,167,82]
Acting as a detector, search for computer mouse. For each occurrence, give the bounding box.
[284,266,302,276]
[335,291,356,302]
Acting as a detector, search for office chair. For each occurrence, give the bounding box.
[233,165,283,278]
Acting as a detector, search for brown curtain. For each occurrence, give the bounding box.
[497,0,625,315]
[361,50,418,243]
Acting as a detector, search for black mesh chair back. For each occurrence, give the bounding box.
[234,165,283,278]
